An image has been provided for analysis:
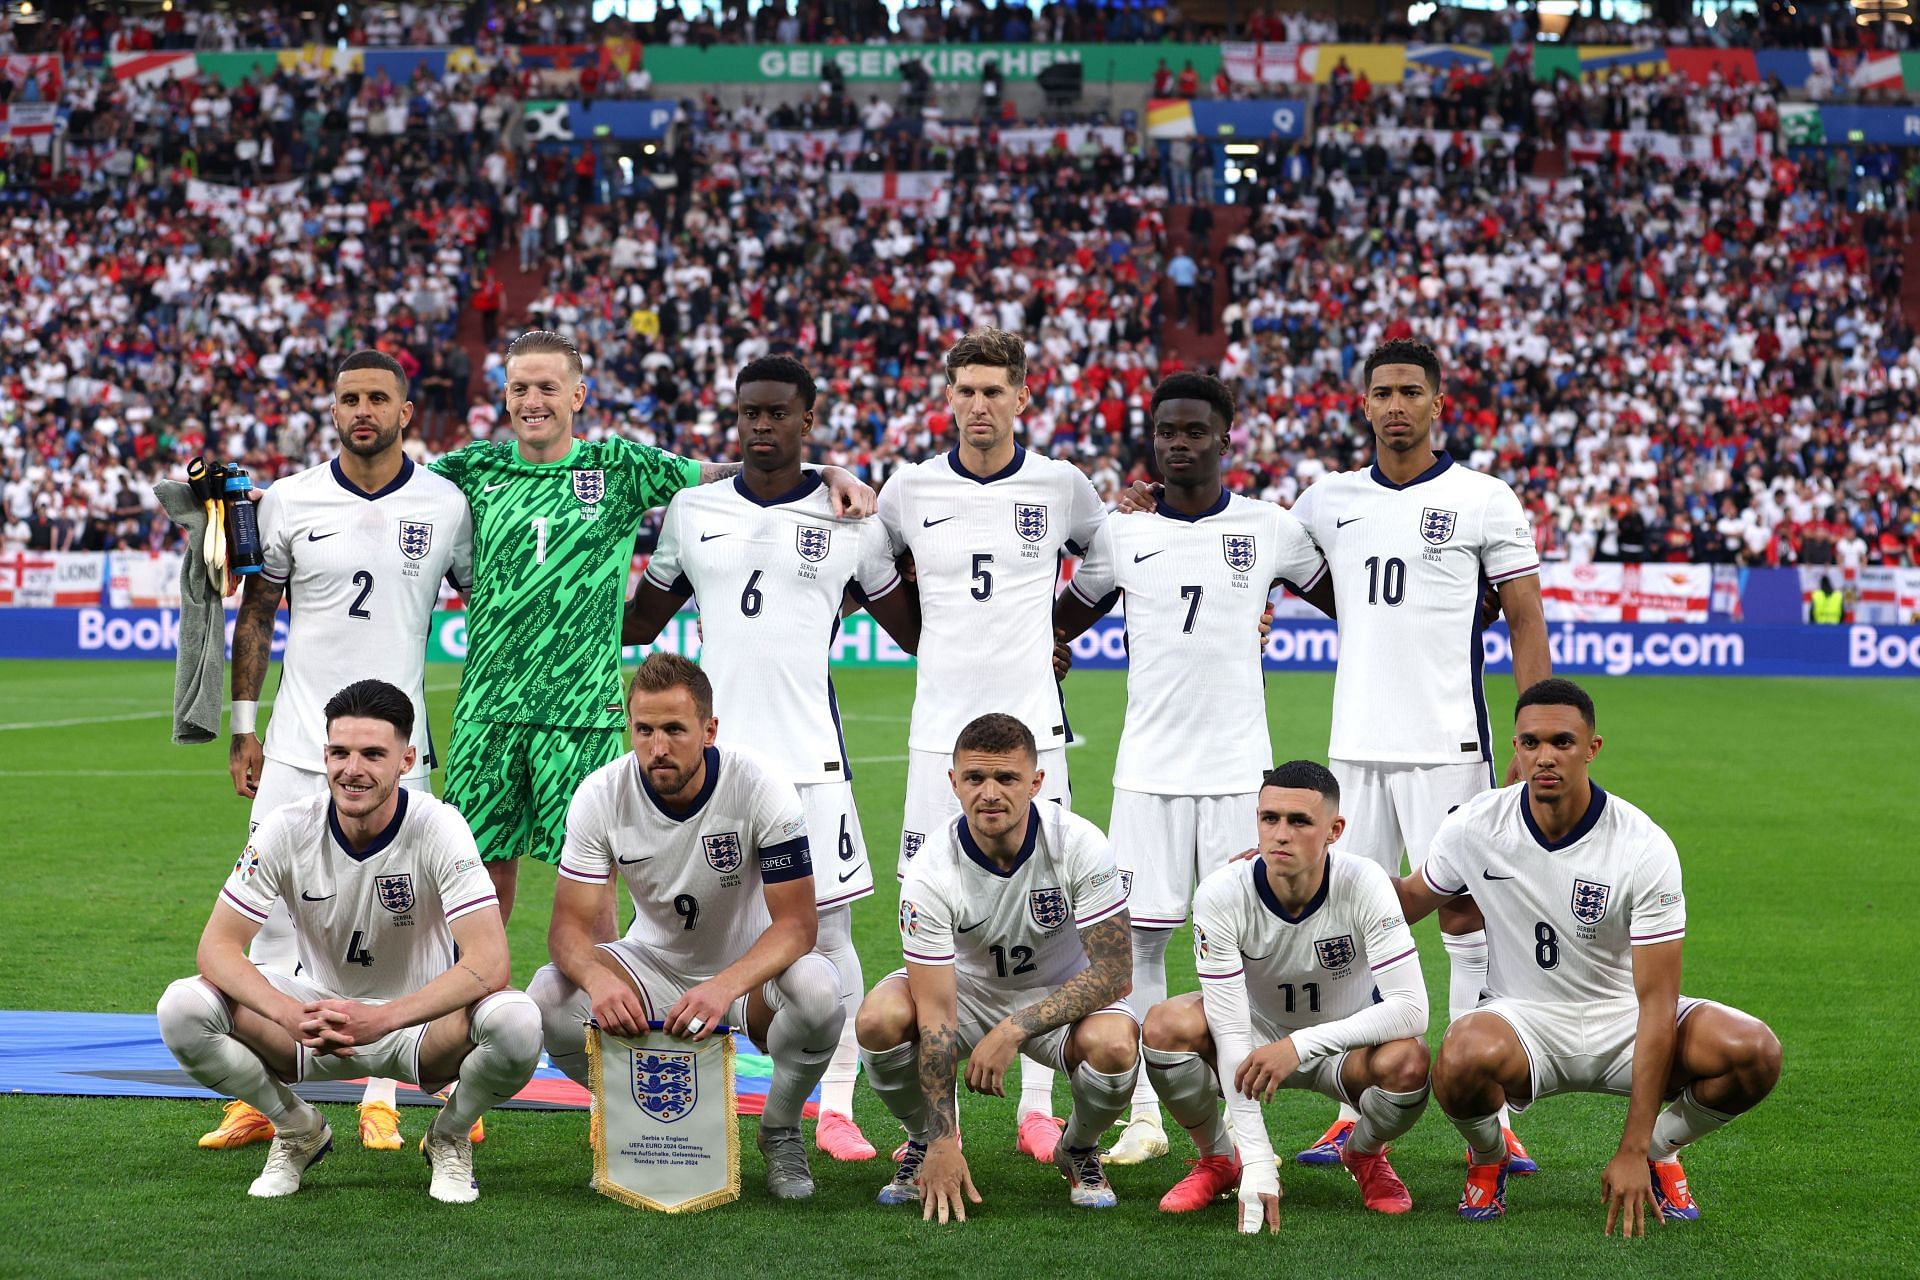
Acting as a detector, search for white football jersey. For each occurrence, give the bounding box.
[1069,494,1326,795]
[219,789,496,999]
[258,458,473,777]
[1289,454,1537,765]
[1192,852,1420,1054]
[644,474,902,785]
[557,745,813,981]
[896,804,1127,995]
[877,447,1105,752]
[1417,783,1685,1006]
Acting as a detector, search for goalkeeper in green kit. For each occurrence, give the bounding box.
[431,331,876,923]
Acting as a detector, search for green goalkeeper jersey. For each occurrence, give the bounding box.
[431,436,700,729]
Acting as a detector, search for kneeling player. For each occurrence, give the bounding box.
[157,680,542,1202]
[1145,761,1431,1232]
[528,653,845,1201]
[856,713,1137,1221]
[1398,679,1782,1233]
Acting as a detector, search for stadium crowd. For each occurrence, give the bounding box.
[2,23,1917,572]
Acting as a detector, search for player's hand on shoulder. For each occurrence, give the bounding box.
[1227,846,1259,864]
[920,1139,981,1225]
[1114,480,1159,516]
[1601,1149,1661,1238]
[1234,1037,1301,1103]
[822,466,876,519]
[229,733,263,799]
[1238,1164,1282,1235]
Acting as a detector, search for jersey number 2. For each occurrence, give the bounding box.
[348,571,373,619]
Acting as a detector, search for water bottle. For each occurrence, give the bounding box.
[223,467,264,576]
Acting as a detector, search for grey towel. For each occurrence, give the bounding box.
[154,479,226,745]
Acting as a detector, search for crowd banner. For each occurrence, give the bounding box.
[0,552,104,608]
[1539,563,1712,623]
[587,1025,739,1215]
[1565,127,1771,171]
[60,40,1920,98]
[826,171,946,209]
[650,42,1218,85]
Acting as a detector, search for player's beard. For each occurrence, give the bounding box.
[341,418,403,459]
[330,769,396,821]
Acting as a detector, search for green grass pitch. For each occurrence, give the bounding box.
[1,660,1915,1278]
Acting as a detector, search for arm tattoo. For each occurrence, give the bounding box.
[458,962,492,995]
[697,461,744,484]
[230,577,284,703]
[1009,913,1132,1039]
[918,1022,963,1140]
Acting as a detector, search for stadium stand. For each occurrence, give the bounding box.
[0,12,1915,575]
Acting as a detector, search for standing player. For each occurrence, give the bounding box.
[877,327,1107,1155]
[1054,372,1333,1164]
[623,355,921,1163]
[527,654,846,1200]
[1286,338,1550,1169]
[1144,761,1431,1232]
[1398,680,1781,1230]
[157,680,542,1202]
[855,714,1138,1220]
[429,331,872,926]
[207,350,473,1154]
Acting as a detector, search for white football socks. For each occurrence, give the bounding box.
[432,991,542,1139]
[814,906,864,1118]
[1143,1046,1232,1156]
[1127,928,1172,1123]
[1649,1087,1735,1162]
[157,976,319,1136]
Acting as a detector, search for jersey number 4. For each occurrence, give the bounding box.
[345,930,375,968]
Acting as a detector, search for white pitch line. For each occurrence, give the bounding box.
[0,769,214,778]
[0,680,464,733]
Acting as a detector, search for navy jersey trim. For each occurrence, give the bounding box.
[1153,489,1231,523]
[641,745,723,822]
[947,444,1027,485]
[330,455,416,501]
[828,615,854,780]
[1521,782,1608,852]
[329,787,410,863]
[1470,569,1495,783]
[731,471,825,508]
[1367,451,1452,492]
[957,807,1040,877]
[758,835,814,883]
[1252,852,1331,923]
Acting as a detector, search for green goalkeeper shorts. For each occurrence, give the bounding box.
[443,718,625,865]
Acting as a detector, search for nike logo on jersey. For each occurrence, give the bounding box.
[1336,517,1365,528]
[305,531,338,542]
[300,891,336,901]
[1481,871,1515,881]
[1132,550,1165,563]
[617,855,654,865]
[482,482,510,493]
[699,532,729,542]
[922,515,956,527]
[838,866,863,883]
[956,919,987,933]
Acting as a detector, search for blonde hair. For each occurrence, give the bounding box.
[505,330,584,380]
